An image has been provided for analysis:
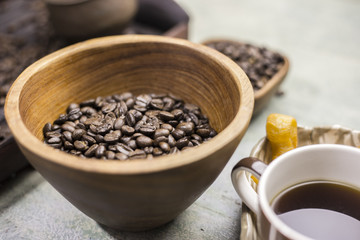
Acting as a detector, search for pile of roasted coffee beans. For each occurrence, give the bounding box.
[43,93,217,160]
[205,41,285,91]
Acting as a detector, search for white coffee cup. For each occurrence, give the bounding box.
[231,144,360,240]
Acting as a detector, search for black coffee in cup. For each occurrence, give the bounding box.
[271,180,360,240]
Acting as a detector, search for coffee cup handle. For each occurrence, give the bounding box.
[231,157,268,215]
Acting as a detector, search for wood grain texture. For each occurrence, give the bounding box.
[5,35,254,231]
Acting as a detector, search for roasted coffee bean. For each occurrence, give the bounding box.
[128,140,137,150]
[45,131,62,139]
[154,136,168,146]
[74,140,88,151]
[176,122,195,135]
[121,125,135,136]
[154,129,170,139]
[104,130,121,143]
[105,150,116,159]
[101,103,117,114]
[176,137,189,149]
[125,112,136,126]
[47,137,61,144]
[96,123,112,135]
[80,99,95,107]
[114,117,126,130]
[43,92,217,160]
[115,143,133,155]
[159,111,174,121]
[144,146,154,154]
[153,147,163,156]
[171,129,185,140]
[168,134,176,147]
[72,129,86,140]
[150,98,164,109]
[61,123,75,132]
[43,123,52,135]
[196,128,211,138]
[82,134,96,145]
[84,144,98,157]
[162,97,175,111]
[54,114,67,125]
[139,125,156,136]
[136,135,153,148]
[68,108,82,121]
[128,149,146,159]
[63,131,73,142]
[95,145,106,158]
[161,123,173,132]
[115,152,128,160]
[52,124,61,131]
[206,41,285,91]
[159,142,170,153]
[64,141,74,150]
[170,147,180,154]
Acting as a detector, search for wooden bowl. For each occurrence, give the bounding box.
[5,35,254,231]
[202,39,289,115]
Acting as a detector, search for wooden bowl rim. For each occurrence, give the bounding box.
[201,39,290,100]
[5,35,254,175]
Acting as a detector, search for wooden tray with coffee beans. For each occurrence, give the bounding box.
[202,39,289,115]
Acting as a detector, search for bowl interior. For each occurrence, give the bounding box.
[14,36,250,166]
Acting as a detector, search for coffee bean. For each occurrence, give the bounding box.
[104,130,121,143]
[176,122,195,135]
[136,135,153,148]
[64,141,74,150]
[159,142,170,153]
[196,128,211,138]
[153,147,163,156]
[43,123,52,135]
[74,140,88,151]
[176,137,189,149]
[129,149,146,159]
[54,114,68,125]
[150,98,164,109]
[84,144,98,157]
[95,145,106,158]
[159,111,174,121]
[47,137,61,144]
[96,123,112,135]
[125,112,136,126]
[161,123,173,132]
[43,92,217,160]
[72,129,86,140]
[114,117,126,130]
[121,125,135,136]
[154,136,168,146]
[115,152,128,160]
[82,134,97,145]
[62,124,75,132]
[45,131,62,139]
[139,125,156,136]
[154,129,170,139]
[171,129,185,140]
[105,150,115,159]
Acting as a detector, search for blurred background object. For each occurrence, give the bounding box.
[45,0,138,40]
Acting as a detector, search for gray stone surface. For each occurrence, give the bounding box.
[1,0,360,239]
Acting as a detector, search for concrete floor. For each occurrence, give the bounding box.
[1,0,360,239]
